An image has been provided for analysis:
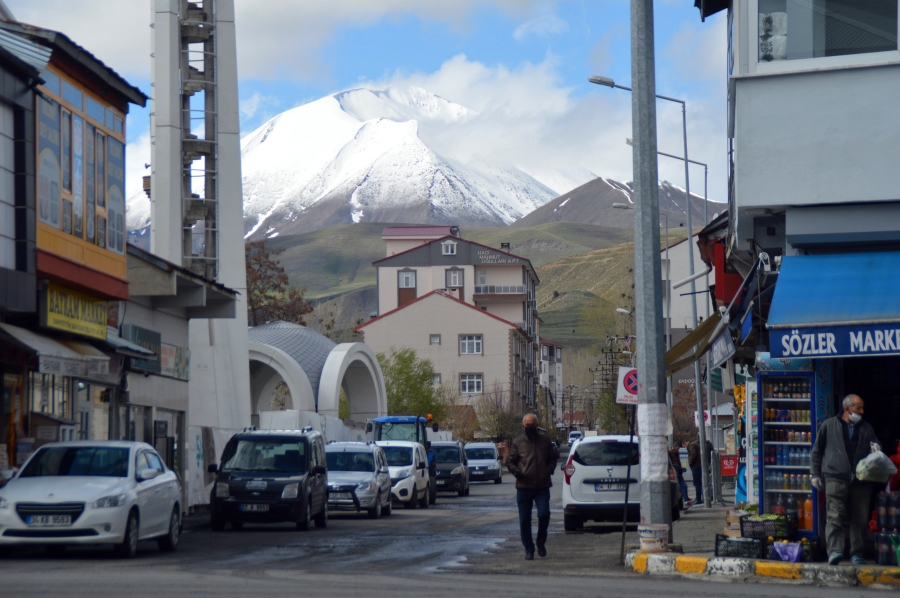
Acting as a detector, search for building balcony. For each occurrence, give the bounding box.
[473,285,526,302]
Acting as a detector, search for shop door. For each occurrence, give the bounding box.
[75,382,90,440]
[840,357,900,454]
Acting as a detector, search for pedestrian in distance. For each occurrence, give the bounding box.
[506,413,559,560]
[687,438,703,503]
[669,444,690,507]
[810,394,881,566]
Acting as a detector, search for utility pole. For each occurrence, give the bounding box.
[629,0,672,530]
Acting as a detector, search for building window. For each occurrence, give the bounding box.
[542,345,549,359]
[430,334,441,345]
[442,241,457,255]
[446,268,463,288]
[758,0,898,63]
[477,269,486,285]
[460,374,483,394]
[460,335,482,355]
[399,270,416,288]
[398,269,417,307]
[433,373,442,384]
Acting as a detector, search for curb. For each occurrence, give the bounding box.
[627,552,900,587]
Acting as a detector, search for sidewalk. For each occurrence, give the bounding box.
[626,486,900,588]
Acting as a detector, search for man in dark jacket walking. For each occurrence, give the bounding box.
[811,394,881,565]
[506,413,558,560]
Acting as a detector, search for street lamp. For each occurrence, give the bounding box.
[592,73,711,510]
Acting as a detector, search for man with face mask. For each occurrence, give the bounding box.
[810,394,881,565]
[505,413,559,559]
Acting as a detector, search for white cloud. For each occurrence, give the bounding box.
[513,13,569,41]
[240,92,279,119]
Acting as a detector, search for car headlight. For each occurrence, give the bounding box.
[356,482,375,492]
[451,467,462,475]
[215,482,230,498]
[0,496,9,509]
[92,494,127,508]
[395,468,411,480]
[282,483,299,499]
[488,464,500,470]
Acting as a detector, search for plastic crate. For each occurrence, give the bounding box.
[715,534,765,559]
[740,515,797,539]
[766,539,818,562]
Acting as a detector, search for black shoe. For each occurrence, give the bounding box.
[537,545,547,557]
[525,550,534,560]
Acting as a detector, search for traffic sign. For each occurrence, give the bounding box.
[616,367,638,405]
[694,410,711,427]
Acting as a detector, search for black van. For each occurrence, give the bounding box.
[208,428,328,530]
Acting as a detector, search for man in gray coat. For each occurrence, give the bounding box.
[810,394,881,565]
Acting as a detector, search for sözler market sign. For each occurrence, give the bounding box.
[40,282,107,340]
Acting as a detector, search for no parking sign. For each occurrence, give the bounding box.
[616,367,639,405]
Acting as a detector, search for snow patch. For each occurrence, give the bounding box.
[558,197,570,207]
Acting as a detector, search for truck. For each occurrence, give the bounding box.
[367,416,438,505]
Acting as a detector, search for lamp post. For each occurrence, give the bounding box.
[592,73,711,510]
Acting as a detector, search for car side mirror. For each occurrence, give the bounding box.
[365,422,373,433]
[137,468,159,481]
[432,423,439,433]
[312,465,327,476]
[379,466,389,474]
[207,464,218,473]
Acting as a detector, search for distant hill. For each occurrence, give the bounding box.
[512,177,724,231]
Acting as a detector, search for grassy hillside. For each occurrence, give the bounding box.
[268,222,634,300]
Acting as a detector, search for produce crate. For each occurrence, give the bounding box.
[740,515,797,539]
[766,539,818,562]
[715,534,765,559]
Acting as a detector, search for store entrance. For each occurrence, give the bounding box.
[840,356,900,454]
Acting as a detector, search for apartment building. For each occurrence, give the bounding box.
[357,226,541,404]
[539,339,563,420]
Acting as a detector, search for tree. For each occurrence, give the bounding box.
[377,347,446,421]
[245,239,313,326]
[474,389,528,443]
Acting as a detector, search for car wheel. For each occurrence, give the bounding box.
[403,495,416,509]
[465,485,470,496]
[383,495,392,517]
[368,493,382,519]
[457,485,466,497]
[563,514,583,532]
[296,499,311,531]
[314,500,328,528]
[158,508,180,551]
[418,485,430,509]
[494,475,502,484]
[115,510,140,558]
[210,516,226,531]
[231,521,244,530]
[429,479,436,505]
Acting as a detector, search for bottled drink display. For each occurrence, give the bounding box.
[875,494,900,565]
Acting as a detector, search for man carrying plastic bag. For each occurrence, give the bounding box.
[810,394,882,566]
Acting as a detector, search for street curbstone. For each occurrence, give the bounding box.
[755,561,802,579]
[674,555,709,574]
[632,553,649,573]
[802,564,857,586]
[706,557,753,576]
[858,567,900,587]
[646,553,677,574]
[625,552,636,570]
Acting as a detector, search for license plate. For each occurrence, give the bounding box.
[436,480,446,485]
[239,504,269,512]
[595,483,626,491]
[27,515,72,527]
[472,471,484,475]
[330,492,352,500]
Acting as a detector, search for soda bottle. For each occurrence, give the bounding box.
[783,473,790,490]
[878,492,889,529]
[889,492,900,529]
[804,474,810,491]
[803,495,814,531]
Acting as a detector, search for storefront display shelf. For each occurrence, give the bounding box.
[766,465,808,470]
[764,489,812,494]
[766,441,811,446]
[762,397,811,402]
[763,422,809,426]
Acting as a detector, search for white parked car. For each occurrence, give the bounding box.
[375,441,431,509]
[0,441,182,557]
[464,442,502,484]
[562,435,680,531]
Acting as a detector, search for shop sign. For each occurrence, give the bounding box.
[40,283,108,340]
[755,352,812,371]
[710,332,736,369]
[720,454,739,477]
[38,355,104,377]
[616,367,638,405]
[123,325,161,373]
[160,343,190,381]
[770,323,900,359]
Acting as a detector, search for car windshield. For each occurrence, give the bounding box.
[465,448,496,460]
[20,447,129,478]
[378,422,419,442]
[573,442,639,466]
[326,451,375,472]
[433,446,461,463]
[381,446,413,466]
[222,439,307,473]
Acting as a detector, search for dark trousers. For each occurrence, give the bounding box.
[677,474,689,504]
[516,487,550,553]
[691,467,703,502]
[824,478,871,557]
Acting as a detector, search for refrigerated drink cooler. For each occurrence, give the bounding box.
[757,371,820,541]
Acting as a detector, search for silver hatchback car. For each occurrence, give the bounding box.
[325,442,392,518]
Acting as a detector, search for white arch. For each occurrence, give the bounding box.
[318,343,387,420]
[248,341,316,415]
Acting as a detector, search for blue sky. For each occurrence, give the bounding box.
[9,0,727,203]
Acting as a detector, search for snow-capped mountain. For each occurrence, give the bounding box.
[237,86,595,238]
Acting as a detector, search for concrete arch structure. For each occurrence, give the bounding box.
[247,322,387,426]
[318,343,387,420]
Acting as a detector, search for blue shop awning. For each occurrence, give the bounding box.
[767,252,900,359]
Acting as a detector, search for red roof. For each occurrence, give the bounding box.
[372,235,536,274]
[541,339,564,348]
[355,290,527,334]
[381,226,458,237]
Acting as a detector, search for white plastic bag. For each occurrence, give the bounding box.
[856,450,898,483]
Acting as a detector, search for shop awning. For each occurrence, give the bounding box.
[105,326,155,359]
[767,252,900,359]
[0,323,109,376]
[665,312,722,376]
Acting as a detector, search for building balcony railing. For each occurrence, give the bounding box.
[474,285,525,295]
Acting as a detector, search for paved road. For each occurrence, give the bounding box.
[0,469,877,597]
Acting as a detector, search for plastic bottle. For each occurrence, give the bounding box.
[803,496,814,531]
[783,473,790,490]
[786,496,799,523]
[878,492,890,530]
[773,494,785,515]
[877,531,888,565]
[889,492,900,529]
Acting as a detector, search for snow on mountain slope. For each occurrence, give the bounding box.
[239,86,559,238]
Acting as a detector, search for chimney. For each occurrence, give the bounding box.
[500,242,510,252]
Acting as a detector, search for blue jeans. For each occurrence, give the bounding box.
[517,487,550,553]
[677,474,689,504]
[691,467,703,502]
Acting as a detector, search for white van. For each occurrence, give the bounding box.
[375,441,431,508]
